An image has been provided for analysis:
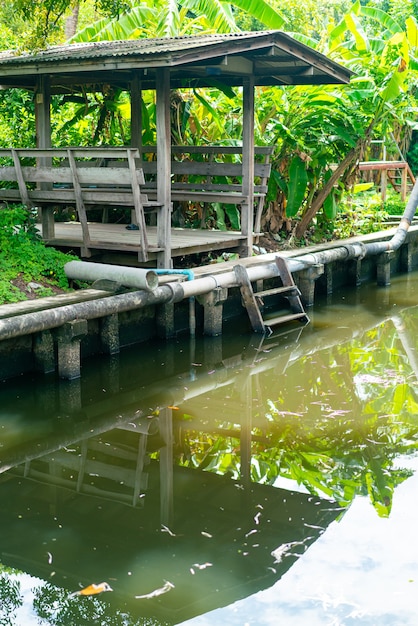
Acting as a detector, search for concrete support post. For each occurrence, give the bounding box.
[100,313,120,355]
[376,250,394,286]
[323,263,334,295]
[296,264,324,306]
[156,302,175,339]
[33,330,55,374]
[54,319,88,379]
[198,287,228,336]
[400,242,413,273]
[348,258,362,287]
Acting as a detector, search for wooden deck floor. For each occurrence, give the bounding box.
[44,222,247,262]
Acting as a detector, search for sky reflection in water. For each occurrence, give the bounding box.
[181,455,418,626]
[1,272,418,625]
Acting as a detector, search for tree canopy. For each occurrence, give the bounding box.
[0,0,418,241]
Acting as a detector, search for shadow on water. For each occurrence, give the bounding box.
[0,271,418,624]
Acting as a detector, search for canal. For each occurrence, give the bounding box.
[1,269,418,626]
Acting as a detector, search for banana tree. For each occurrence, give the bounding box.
[286,2,418,239]
[71,0,285,41]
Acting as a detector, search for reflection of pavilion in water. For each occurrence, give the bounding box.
[2,323,389,624]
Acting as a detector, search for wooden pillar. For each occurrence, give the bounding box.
[241,76,255,257]
[130,72,142,149]
[35,76,54,239]
[156,68,172,269]
[35,76,51,150]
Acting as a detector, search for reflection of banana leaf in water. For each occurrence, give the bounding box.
[176,395,418,515]
[366,456,411,518]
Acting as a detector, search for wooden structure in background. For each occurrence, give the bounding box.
[359,160,415,201]
[0,31,352,267]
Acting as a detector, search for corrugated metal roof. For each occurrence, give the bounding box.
[0,32,264,64]
[0,31,352,88]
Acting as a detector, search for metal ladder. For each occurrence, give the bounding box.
[234,255,309,334]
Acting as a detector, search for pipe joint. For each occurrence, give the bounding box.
[343,242,366,260]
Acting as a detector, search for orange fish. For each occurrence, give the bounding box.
[70,582,113,597]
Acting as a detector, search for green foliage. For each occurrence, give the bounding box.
[0,205,78,303]
[406,131,418,174]
[0,90,35,148]
[0,0,417,242]
[0,571,22,626]
[331,190,390,239]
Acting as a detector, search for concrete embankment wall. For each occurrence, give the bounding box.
[1,226,418,381]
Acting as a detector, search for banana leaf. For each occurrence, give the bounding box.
[286,156,308,218]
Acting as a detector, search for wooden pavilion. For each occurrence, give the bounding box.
[0,31,352,267]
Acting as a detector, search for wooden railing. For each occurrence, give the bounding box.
[0,147,161,261]
[138,145,273,232]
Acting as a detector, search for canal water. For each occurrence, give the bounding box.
[1,270,418,626]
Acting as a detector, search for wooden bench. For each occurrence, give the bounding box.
[138,145,273,232]
[0,148,161,261]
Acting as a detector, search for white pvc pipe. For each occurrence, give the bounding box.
[65,261,158,292]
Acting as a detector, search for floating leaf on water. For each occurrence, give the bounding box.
[69,582,113,598]
[161,524,177,537]
[135,581,174,599]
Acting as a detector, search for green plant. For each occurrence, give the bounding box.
[0,204,78,303]
[332,191,390,239]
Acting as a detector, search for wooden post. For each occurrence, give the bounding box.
[156,67,172,269]
[241,76,255,257]
[401,165,407,201]
[130,72,142,149]
[35,76,54,239]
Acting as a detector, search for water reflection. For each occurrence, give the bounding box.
[0,274,418,625]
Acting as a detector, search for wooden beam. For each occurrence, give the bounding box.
[67,149,92,255]
[241,75,255,257]
[11,149,32,208]
[156,67,172,268]
[127,147,148,261]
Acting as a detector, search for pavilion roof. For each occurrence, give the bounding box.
[0,31,352,92]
